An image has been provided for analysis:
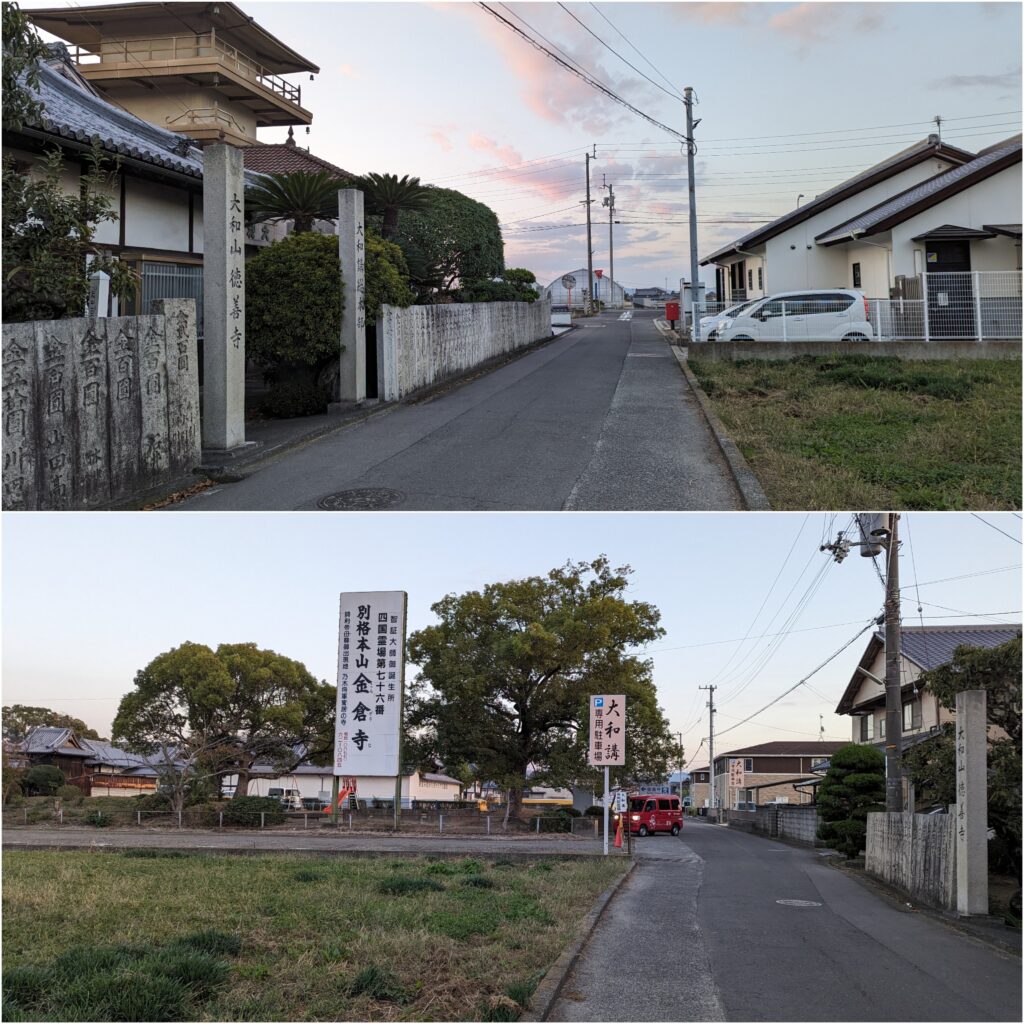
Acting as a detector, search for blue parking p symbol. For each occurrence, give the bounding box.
[594,697,604,707]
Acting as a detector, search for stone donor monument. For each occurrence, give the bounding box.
[202,144,248,452]
[2,299,200,510]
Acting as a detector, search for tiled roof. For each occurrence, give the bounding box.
[243,137,354,179]
[716,741,848,759]
[700,137,975,264]
[79,738,157,774]
[899,624,1021,672]
[816,139,1022,245]
[422,772,462,786]
[21,726,84,754]
[21,57,264,185]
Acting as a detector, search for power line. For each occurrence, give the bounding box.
[714,619,880,739]
[476,3,686,143]
[903,564,1022,589]
[971,514,1022,545]
[556,2,683,102]
[587,1,683,100]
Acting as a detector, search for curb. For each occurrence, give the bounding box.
[521,857,638,1022]
[667,344,772,511]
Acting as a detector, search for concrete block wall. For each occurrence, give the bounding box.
[723,805,821,845]
[378,300,552,401]
[2,299,200,510]
[865,812,956,911]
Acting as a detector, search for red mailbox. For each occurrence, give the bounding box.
[665,301,680,324]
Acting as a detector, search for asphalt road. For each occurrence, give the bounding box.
[178,310,741,511]
[550,821,1022,1023]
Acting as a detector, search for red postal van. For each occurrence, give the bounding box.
[616,794,683,836]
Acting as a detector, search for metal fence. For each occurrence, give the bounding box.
[140,262,204,339]
[691,272,1021,341]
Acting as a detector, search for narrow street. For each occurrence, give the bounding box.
[550,821,1022,1023]
[178,310,742,511]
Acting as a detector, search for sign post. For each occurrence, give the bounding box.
[334,591,408,831]
[588,694,626,856]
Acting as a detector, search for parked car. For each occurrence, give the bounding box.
[716,289,874,342]
[268,787,302,810]
[614,794,683,836]
[699,299,759,341]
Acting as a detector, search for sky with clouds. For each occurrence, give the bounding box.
[24,1,1023,289]
[3,512,1021,762]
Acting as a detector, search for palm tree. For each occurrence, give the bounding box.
[244,171,346,234]
[358,172,432,240]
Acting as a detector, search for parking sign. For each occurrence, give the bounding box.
[588,694,626,766]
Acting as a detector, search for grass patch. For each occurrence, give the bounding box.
[378,875,445,895]
[688,355,1021,509]
[1,932,239,1021]
[122,849,191,860]
[2,851,624,1021]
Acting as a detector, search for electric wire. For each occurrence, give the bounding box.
[587,2,683,100]
[476,3,687,143]
[970,514,1022,545]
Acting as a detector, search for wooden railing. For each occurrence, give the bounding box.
[70,33,302,107]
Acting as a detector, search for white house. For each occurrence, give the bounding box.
[700,135,997,302]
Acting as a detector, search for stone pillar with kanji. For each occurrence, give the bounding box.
[202,144,247,451]
[954,688,988,916]
[337,189,367,402]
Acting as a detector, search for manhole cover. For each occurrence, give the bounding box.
[317,488,404,511]
[776,899,822,907]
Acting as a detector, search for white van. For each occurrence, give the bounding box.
[717,290,874,342]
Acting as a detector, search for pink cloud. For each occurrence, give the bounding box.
[670,3,752,26]
[468,134,524,166]
[338,63,359,79]
[427,125,457,152]
[768,3,885,45]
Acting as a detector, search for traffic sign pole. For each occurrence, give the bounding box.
[603,765,609,856]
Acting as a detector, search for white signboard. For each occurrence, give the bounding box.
[588,694,626,767]
[729,758,745,789]
[614,790,628,812]
[334,591,407,777]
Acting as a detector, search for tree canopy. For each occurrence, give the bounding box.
[113,642,335,801]
[2,1,49,133]
[358,172,432,240]
[2,704,103,742]
[459,268,539,304]
[245,170,342,234]
[390,186,504,302]
[405,557,675,821]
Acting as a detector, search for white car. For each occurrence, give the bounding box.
[699,300,759,341]
[717,289,874,342]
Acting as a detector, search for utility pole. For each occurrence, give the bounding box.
[584,146,596,314]
[602,179,616,309]
[882,515,903,813]
[700,684,716,818]
[676,731,684,802]
[683,87,701,343]
[821,513,904,812]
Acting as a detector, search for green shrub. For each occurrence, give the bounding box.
[378,876,444,895]
[245,232,343,378]
[85,810,111,828]
[345,964,408,1003]
[817,743,885,858]
[23,765,64,796]
[221,796,284,828]
[55,785,84,804]
[135,792,171,812]
[583,805,604,816]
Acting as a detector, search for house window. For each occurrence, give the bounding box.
[860,715,874,741]
[744,758,753,772]
[852,262,862,288]
[757,267,763,290]
[879,716,885,739]
[903,702,913,731]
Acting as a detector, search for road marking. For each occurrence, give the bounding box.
[776,899,822,907]
[618,311,633,321]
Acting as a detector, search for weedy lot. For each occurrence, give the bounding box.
[688,355,1022,510]
[1,850,625,1022]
